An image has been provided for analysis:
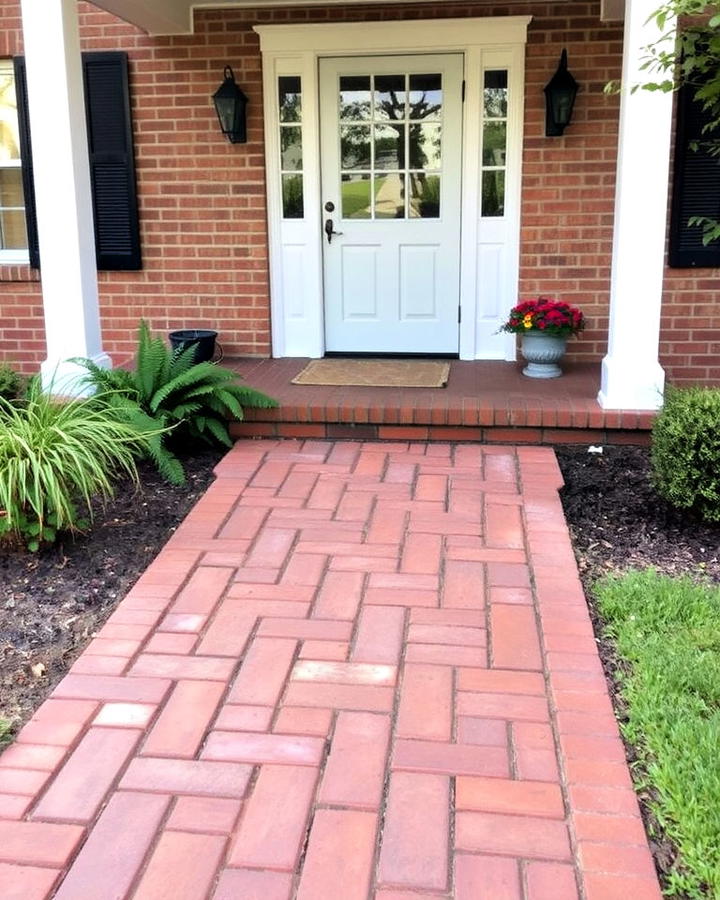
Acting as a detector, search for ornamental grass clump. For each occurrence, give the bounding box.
[651,385,720,522]
[500,297,585,338]
[0,379,155,550]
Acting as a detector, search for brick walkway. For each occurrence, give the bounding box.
[0,440,661,900]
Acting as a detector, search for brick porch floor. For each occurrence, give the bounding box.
[0,441,661,899]
[228,359,655,444]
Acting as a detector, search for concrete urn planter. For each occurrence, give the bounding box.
[520,331,567,378]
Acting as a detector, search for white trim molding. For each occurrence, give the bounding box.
[256,17,530,360]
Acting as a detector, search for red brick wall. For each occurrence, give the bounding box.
[0,0,718,383]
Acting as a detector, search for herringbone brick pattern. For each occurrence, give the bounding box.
[0,440,661,899]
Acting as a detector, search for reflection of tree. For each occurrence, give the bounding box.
[484,88,506,119]
[280,94,301,121]
[340,127,370,169]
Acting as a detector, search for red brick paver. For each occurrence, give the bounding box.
[0,440,661,899]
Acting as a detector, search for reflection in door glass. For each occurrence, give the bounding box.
[375,75,406,120]
[279,75,304,218]
[482,121,506,166]
[337,72,442,219]
[374,124,403,170]
[341,126,371,169]
[408,74,442,119]
[409,124,441,170]
[340,76,372,120]
[341,174,372,219]
[483,70,508,118]
[481,70,508,218]
[280,128,303,171]
[278,76,302,122]
[482,170,505,217]
[374,173,405,219]
[282,174,304,218]
[409,174,440,219]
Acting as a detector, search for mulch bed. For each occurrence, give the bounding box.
[556,444,720,584]
[556,443,720,897]
[0,449,222,739]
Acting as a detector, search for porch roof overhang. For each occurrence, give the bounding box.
[92,0,624,36]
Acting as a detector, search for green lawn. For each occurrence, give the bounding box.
[595,569,720,898]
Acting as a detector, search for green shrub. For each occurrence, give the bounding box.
[0,363,24,403]
[651,385,720,522]
[0,378,153,550]
[75,321,277,484]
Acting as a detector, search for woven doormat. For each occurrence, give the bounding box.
[292,359,450,388]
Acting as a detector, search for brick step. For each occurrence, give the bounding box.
[228,358,655,445]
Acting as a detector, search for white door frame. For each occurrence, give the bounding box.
[255,16,531,360]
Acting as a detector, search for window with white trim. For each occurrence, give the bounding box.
[0,59,28,262]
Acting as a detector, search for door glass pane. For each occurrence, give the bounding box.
[482,170,505,217]
[336,70,444,220]
[0,69,20,161]
[482,121,506,166]
[280,127,303,170]
[282,174,304,218]
[340,76,371,121]
[375,124,403,170]
[409,124,441,171]
[341,174,372,219]
[375,75,405,121]
[409,74,442,120]
[341,125,371,170]
[0,167,24,206]
[484,70,508,118]
[278,76,302,123]
[375,173,405,219]
[409,174,440,219]
[0,209,28,249]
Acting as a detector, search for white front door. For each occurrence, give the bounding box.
[319,54,464,354]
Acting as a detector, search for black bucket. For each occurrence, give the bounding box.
[168,329,221,363]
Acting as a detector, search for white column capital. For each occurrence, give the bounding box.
[598,0,674,411]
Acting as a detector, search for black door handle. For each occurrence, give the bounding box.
[324,218,343,244]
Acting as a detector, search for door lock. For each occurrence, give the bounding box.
[324,217,343,244]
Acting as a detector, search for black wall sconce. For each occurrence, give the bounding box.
[544,50,579,137]
[212,66,248,143]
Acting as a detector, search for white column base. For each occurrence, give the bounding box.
[598,354,665,410]
[41,352,112,398]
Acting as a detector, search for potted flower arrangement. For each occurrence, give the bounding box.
[501,297,585,378]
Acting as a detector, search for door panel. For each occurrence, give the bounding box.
[320,54,463,354]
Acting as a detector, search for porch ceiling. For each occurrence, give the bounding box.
[92,0,489,36]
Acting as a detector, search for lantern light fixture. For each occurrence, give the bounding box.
[212,66,248,144]
[544,50,579,137]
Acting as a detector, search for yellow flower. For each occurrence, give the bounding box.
[523,314,533,328]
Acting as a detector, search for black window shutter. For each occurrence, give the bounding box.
[669,83,720,267]
[13,51,141,270]
[13,58,40,268]
[82,52,141,270]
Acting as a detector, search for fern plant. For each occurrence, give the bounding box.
[0,378,154,550]
[75,321,277,484]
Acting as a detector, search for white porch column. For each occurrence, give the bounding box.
[598,0,675,410]
[20,0,110,394]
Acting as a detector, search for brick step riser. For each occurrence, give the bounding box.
[231,422,651,445]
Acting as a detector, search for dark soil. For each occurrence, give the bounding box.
[0,449,222,739]
[556,444,720,897]
[557,444,720,584]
